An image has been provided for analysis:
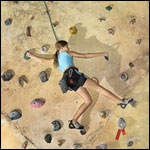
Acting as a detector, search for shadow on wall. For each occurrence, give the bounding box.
[68,23,128,94]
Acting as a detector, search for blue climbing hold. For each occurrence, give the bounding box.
[118,118,126,129]
[5,18,12,26]
[104,56,109,61]
[10,110,22,121]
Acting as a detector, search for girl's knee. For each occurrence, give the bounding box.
[85,99,92,106]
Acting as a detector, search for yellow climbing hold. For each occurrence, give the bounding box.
[69,26,78,35]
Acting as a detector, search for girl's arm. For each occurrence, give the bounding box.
[68,51,108,58]
[27,52,54,63]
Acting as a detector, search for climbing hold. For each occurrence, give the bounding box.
[39,71,48,83]
[2,70,14,81]
[100,111,107,119]
[10,109,22,121]
[40,45,50,53]
[136,39,142,45]
[119,72,128,81]
[18,75,28,87]
[31,16,35,20]
[5,18,12,26]
[51,120,62,131]
[57,140,65,146]
[73,143,82,149]
[106,6,112,11]
[129,16,136,24]
[127,140,134,147]
[130,100,138,108]
[99,17,106,22]
[24,51,31,60]
[69,26,78,35]
[118,118,126,129]
[13,1,19,4]
[108,27,115,35]
[129,62,134,68]
[104,56,109,61]
[30,98,45,108]
[96,143,107,149]
[45,134,52,143]
[53,21,59,27]
[26,26,32,37]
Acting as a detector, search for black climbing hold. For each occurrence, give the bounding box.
[118,118,126,129]
[51,120,61,131]
[127,141,134,147]
[104,56,109,61]
[39,71,48,83]
[106,6,112,11]
[5,18,12,26]
[24,51,31,60]
[2,70,14,81]
[45,134,52,143]
[10,109,22,121]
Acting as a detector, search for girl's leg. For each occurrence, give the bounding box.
[72,87,93,123]
[83,77,123,104]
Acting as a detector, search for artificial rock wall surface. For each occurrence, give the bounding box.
[1,1,149,149]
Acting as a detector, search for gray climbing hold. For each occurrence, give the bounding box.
[99,17,106,22]
[106,6,112,11]
[96,143,107,149]
[5,18,12,26]
[127,140,134,147]
[119,72,128,81]
[53,21,59,27]
[45,134,52,143]
[118,118,126,129]
[40,44,50,53]
[10,110,22,121]
[108,27,115,35]
[39,71,48,83]
[24,51,31,60]
[51,120,61,131]
[2,70,14,81]
[73,143,82,149]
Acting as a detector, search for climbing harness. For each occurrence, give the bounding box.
[43,1,58,41]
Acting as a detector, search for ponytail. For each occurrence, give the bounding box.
[53,40,68,68]
[53,50,59,68]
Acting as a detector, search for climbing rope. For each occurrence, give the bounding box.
[43,1,58,41]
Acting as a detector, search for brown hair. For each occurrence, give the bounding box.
[53,40,68,68]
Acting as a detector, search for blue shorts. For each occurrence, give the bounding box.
[64,67,88,91]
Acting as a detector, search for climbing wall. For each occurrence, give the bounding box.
[1,1,149,149]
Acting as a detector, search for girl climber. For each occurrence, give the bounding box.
[26,40,134,132]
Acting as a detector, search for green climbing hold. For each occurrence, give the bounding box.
[106,6,112,11]
[24,51,31,60]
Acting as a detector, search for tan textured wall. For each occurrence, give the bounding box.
[1,1,149,149]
